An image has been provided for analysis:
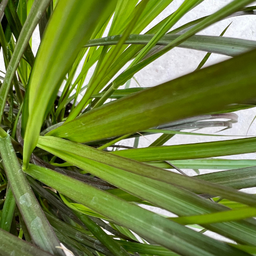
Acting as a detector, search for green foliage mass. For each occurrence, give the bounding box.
[0,0,255,255]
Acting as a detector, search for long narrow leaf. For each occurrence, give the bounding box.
[112,0,256,87]
[197,166,256,189]
[0,228,53,256]
[74,212,130,256]
[114,137,256,161]
[22,0,117,168]
[151,159,256,170]
[37,136,256,213]
[0,134,64,255]
[25,164,249,256]
[0,187,16,232]
[0,0,50,122]
[48,49,256,144]
[172,207,256,225]
[85,34,256,56]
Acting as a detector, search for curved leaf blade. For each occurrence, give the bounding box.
[197,166,256,189]
[172,207,256,225]
[0,0,50,123]
[0,135,64,255]
[37,136,256,212]
[22,0,116,168]
[112,0,256,88]
[0,228,53,256]
[85,34,256,57]
[114,137,256,161]
[48,49,256,143]
[37,136,256,245]
[25,164,250,256]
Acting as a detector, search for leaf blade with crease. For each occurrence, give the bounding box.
[48,49,256,144]
[0,0,50,123]
[37,136,256,210]
[24,163,249,256]
[85,34,256,57]
[22,0,117,168]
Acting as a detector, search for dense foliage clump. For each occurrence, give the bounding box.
[0,1,256,255]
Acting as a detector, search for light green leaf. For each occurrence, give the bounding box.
[150,159,256,170]
[0,0,50,122]
[112,0,256,87]
[197,166,256,189]
[22,0,117,168]
[36,135,256,247]
[0,228,53,256]
[25,163,249,256]
[0,134,64,255]
[60,194,106,219]
[85,34,256,57]
[114,137,256,161]
[172,207,256,225]
[118,240,178,256]
[0,187,16,232]
[38,136,256,207]
[48,49,256,144]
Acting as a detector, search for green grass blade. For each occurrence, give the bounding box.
[54,182,256,247]
[0,228,53,256]
[55,158,256,246]
[112,0,256,87]
[0,0,50,122]
[22,0,117,169]
[91,0,204,109]
[66,0,149,121]
[48,49,256,144]
[45,212,112,255]
[131,0,174,34]
[92,88,144,98]
[109,0,142,35]
[118,240,178,256]
[86,33,256,57]
[24,163,250,256]
[60,195,106,219]
[129,0,203,67]
[110,0,173,35]
[229,245,256,255]
[114,137,256,161]
[197,166,256,189]
[195,23,232,70]
[39,136,211,216]
[151,159,256,170]
[5,0,34,67]
[17,0,27,25]
[0,134,64,255]
[16,0,29,82]
[172,207,256,225]
[37,136,256,213]
[66,0,177,116]
[0,187,16,232]
[143,128,240,137]
[56,48,100,118]
[74,212,130,256]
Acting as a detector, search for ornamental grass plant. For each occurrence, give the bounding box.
[1,0,256,255]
